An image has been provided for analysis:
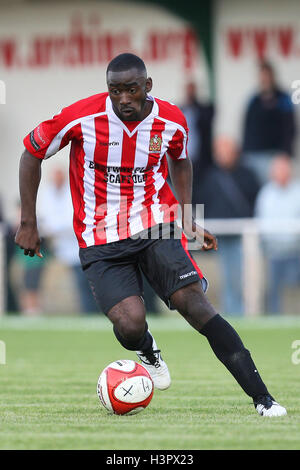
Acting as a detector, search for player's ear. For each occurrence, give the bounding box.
[145,77,152,93]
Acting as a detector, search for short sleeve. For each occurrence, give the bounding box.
[23,107,74,160]
[167,126,188,161]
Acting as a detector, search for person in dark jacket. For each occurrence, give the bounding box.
[201,137,260,315]
[242,60,296,186]
[181,82,214,205]
[0,198,19,312]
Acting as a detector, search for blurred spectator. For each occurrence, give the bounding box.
[255,155,300,314]
[200,136,260,315]
[0,197,19,312]
[38,168,98,314]
[242,60,296,186]
[14,241,46,315]
[11,202,46,315]
[181,81,214,204]
[4,225,20,312]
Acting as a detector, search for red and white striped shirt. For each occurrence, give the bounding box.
[24,93,188,247]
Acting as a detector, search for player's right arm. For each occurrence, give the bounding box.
[15,93,105,257]
[15,149,43,257]
[15,102,77,257]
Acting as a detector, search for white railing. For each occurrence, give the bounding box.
[0,219,299,316]
[201,218,300,317]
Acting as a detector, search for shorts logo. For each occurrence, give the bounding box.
[149,134,162,153]
[179,270,197,280]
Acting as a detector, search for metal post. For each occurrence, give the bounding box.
[242,223,262,316]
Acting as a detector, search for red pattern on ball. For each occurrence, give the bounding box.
[104,362,154,415]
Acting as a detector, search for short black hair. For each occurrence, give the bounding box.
[106,53,147,75]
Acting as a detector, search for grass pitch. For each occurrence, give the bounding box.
[0,314,299,450]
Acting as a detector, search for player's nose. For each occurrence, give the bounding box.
[119,91,132,106]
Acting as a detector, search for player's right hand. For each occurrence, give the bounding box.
[14,223,43,258]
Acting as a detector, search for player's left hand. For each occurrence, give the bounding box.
[183,217,218,251]
[201,227,218,251]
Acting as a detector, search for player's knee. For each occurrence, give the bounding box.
[116,313,145,343]
[171,283,202,314]
[122,322,145,343]
[108,296,146,341]
[171,283,216,330]
[187,297,216,324]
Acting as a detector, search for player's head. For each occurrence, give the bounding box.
[106,53,152,121]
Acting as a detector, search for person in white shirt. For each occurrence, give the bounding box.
[255,155,300,313]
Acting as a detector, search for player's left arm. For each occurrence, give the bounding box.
[166,111,217,251]
[168,157,217,251]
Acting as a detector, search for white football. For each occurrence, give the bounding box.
[97,359,154,415]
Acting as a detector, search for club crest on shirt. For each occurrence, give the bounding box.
[149,134,162,153]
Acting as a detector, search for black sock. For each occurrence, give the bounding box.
[113,322,153,352]
[200,314,269,399]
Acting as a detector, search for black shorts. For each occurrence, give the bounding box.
[79,223,208,315]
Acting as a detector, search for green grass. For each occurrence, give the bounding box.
[0,315,299,450]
